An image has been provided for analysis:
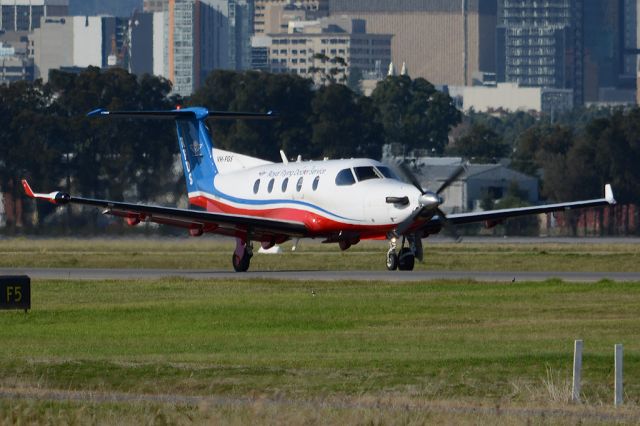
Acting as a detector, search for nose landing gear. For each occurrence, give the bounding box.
[386,235,416,271]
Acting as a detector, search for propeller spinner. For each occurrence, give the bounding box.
[392,162,467,236]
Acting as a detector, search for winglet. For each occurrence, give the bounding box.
[87,108,107,117]
[21,179,70,204]
[605,184,616,205]
[21,179,35,198]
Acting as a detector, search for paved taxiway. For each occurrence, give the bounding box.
[1,268,639,282]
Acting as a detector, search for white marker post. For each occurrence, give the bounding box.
[615,344,623,406]
[572,340,583,403]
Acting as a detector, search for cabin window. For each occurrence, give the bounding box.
[268,178,275,193]
[376,166,399,180]
[282,177,289,192]
[335,168,356,186]
[253,179,260,194]
[354,166,380,182]
[296,177,303,192]
[312,176,320,191]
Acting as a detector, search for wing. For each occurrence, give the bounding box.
[22,180,308,240]
[444,184,616,227]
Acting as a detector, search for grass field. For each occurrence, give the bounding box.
[1,238,640,424]
[0,237,639,271]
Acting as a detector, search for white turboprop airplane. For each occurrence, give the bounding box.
[22,107,616,272]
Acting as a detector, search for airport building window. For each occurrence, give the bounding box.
[296,177,303,192]
[282,177,289,192]
[253,179,260,194]
[312,176,320,191]
[335,169,356,186]
[268,178,275,193]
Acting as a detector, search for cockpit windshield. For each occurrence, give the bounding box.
[353,166,380,182]
[376,166,400,180]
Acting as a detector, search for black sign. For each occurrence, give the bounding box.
[0,276,30,312]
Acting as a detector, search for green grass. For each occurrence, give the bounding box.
[1,239,640,422]
[0,237,639,271]
[1,278,639,415]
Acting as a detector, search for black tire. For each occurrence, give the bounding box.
[232,250,251,272]
[386,251,398,271]
[398,248,415,271]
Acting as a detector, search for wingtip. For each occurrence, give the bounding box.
[605,184,616,205]
[87,108,106,117]
[21,179,35,198]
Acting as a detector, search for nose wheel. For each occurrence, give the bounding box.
[386,250,398,270]
[386,236,416,271]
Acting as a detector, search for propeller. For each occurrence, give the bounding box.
[393,161,467,237]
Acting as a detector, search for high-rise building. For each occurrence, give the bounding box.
[229,0,253,70]
[0,0,68,32]
[622,0,638,79]
[31,13,160,82]
[266,16,391,85]
[254,0,328,34]
[144,0,169,12]
[327,0,498,87]
[167,0,229,96]
[496,0,584,105]
[0,41,33,84]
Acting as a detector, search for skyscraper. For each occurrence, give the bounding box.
[167,0,229,96]
[496,0,584,105]
[0,0,68,32]
[327,0,498,87]
[229,0,253,70]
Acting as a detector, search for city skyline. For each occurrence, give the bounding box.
[0,0,638,109]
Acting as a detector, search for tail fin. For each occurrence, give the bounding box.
[88,106,276,195]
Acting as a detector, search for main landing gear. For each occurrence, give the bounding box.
[232,238,253,272]
[386,236,416,271]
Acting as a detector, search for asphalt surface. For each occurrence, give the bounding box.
[1,267,639,282]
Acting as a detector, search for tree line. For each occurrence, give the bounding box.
[0,67,460,233]
[1,66,638,235]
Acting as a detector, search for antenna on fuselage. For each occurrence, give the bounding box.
[296,155,302,162]
[280,150,289,165]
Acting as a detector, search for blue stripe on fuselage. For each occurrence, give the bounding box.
[194,184,364,223]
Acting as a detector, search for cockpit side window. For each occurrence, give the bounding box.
[335,168,356,186]
[354,166,380,182]
[376,166,399,180]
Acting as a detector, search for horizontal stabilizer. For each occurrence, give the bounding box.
[87,107,277,121]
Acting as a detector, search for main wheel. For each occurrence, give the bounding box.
[386,251,398,271]
[232,249,252,272]
[398,248,415,271]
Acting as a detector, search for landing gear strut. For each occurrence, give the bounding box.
[386,237,398,271]
[386,235,416,271]
[232,238,253,272]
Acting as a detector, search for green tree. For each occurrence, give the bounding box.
[48,67,177,205]
[448,123,508,163]
[371,75,461,155]
[191,70,314,161]
[309,84,384,159]
[0,80,64,231]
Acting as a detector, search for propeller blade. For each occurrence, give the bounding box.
[395,207,424,235]
[397,161,425,194]
[436,208,463,243]
[436,164,467,195]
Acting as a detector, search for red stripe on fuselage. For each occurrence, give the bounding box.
[189,195,395,239]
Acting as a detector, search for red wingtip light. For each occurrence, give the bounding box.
[176,105,181,110]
